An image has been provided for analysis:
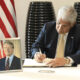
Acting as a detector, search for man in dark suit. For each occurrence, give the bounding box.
[31,6,80,67]
[0,41,21,70]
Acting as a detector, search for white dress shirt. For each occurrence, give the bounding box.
[5,54,14,67]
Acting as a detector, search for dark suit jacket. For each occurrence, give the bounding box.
[0,56,21,70]
[31,21,80,66]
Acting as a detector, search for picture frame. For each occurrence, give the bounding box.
[0,38,22,72]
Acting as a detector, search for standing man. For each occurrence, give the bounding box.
[0,41,21,70]
[31,6,80,67]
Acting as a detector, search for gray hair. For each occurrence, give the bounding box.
[57,6,77,24]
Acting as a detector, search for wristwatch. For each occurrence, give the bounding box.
[65,58,70,64]
[64,57,74,66]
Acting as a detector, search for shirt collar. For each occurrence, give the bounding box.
[6,54,14,67]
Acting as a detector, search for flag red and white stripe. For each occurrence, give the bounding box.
[0,41,6,59]
[0,0,18,38]
[0,0,18,58]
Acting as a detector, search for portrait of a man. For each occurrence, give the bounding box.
[0,39,21,71]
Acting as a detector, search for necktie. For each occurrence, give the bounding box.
[5,58,9,70]
[56,34,65,58]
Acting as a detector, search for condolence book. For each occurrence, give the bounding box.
[23,59,48,67]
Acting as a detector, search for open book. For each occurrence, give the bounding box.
[23,59,48,67]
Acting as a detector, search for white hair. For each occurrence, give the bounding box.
[57,6,77,24]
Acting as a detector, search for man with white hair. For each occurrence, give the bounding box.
[31,6,80,67]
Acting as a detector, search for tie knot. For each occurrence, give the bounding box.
[59,34,65,41]
[60,34,65,37]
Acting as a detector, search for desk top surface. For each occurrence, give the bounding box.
[0,67,80,80]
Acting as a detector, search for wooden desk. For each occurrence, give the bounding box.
[0,67,80,80]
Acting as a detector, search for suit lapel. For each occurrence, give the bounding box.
[9,56,15,69]
[64,26,75,56]
[51,28,58,58]
[0,58,6,70]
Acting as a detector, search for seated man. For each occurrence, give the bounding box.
[31,6,80,67]
[0,41,21,70]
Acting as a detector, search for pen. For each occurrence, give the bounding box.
[39,48,42,54]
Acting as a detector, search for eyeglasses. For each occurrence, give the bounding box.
[56,22,71,28]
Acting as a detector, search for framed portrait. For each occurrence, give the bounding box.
[0,38,22,72]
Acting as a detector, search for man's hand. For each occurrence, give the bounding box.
[34,52,46,63]
[44,58,67,67]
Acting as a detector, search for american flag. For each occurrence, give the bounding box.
[0,0,18,58]
[0,41,6,59]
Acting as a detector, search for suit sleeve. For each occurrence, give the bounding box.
[69,26,80,65]
[70,41,80,65]
[31,24,46,58]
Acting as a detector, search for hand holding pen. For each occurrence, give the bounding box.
[34,48,46,63]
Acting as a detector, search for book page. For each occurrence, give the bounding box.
[23,59,48,67]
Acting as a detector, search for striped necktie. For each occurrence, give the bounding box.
[5,58,9,70]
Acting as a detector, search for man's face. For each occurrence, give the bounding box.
[3,43,14,57]
[56,19,74,34]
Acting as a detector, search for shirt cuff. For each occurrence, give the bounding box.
[64,57,74,66]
